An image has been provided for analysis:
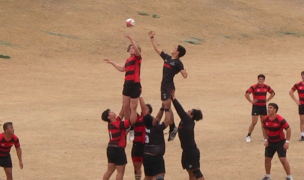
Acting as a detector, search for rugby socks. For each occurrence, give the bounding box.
[247,133,251,137]
[301,132,304,137]
[265,174,270,177]
[135,174,141,180]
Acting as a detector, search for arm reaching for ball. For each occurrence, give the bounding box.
[148,31,162,55]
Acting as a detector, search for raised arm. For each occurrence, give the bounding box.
[104,59,125,72]
[148,31,162,55]
[171,90,188,120]
[125,34,141,57]
[289,89,300,105]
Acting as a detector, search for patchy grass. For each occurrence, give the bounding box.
[42,30,78,39]
[0,54,11,59]
[184,37,203,45]
[283,32,304,37]
[0,41,12,46]
[138,11,149,16]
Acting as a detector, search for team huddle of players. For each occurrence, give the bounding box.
[101,31,204,180]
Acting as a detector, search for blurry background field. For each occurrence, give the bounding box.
[0,0,304,179]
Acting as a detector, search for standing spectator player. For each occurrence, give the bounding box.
[0,122,23,180]
[131,95,152,180]
[104,34,142,141]
[101,105,137,180]
[142,106,173,180]
[261,103,293,180]
[171,90,204,180]
[289,70,304,141]
[245,74,275,142]
[148,30,187,141]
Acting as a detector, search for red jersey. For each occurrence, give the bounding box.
[133,115,145,143]
[263,114,289,142]
[291,81,304,104]
[108,117,131,148]
[0,133,20,156]
[124,55,142,83]
[246,84,274,106]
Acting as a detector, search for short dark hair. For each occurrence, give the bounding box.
[177,45,186,58]
[192,109,203,121]
[301,71,304,75]
[258,74,265,79]
[268,103,279,113]
[127,44,141,52]
[101,109,110,122]
[3,122,13,131]
[146,104,153,114]
[143,114,153,128]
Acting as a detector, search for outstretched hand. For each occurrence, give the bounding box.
[104,59,113,64]
[125,34,131,39]
[148,31,155,38]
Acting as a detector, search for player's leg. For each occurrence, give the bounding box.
[154,173,165,180]
[133,161,142,180]
[168,108,178,141]
[130,83,141,123]
[246,116,258,142]
[2,155,13,180]
[102,163,116,180]
[116,165,126,180]
[187,169,204,180]
[3,167,13,180]
[132,143,144,180]
[277,140,292,179]
[262,143,275,180]
[115,147,128,180]
[123,95,131,120]
[299,113,304,141]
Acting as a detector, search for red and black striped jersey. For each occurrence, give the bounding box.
[108,117,131,148]
[124,55,142,83]
[291,81,304,104]
[263,114,289,142]
[246,84,274,106]
[133,115,145,144]
[0,133,20,156]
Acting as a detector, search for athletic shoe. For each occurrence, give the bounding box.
[299,136,304,141]
[261,176,271,180]
[246,136,251,142]
[129,130,135,141]
[168,127,178,141]
[286,177,293,180]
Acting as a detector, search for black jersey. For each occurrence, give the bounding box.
[160,51,184,85]
[172,99,198,152]
[144,122,166,156]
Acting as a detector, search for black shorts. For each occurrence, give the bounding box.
[160,84,175,101]
[0,155,12,168]
[252,105,267,116]
[131,142,145,162]
[122,82,141,98]
[107,146,127,165]
[298,104,304,115]
[182,149,200,170]
[265,140,287,158]
[143,154,165,176]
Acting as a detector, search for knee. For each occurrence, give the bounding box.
[155,175,164,180]
[192,169,203,179]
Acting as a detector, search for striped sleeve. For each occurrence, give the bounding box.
[280,119,290,130]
